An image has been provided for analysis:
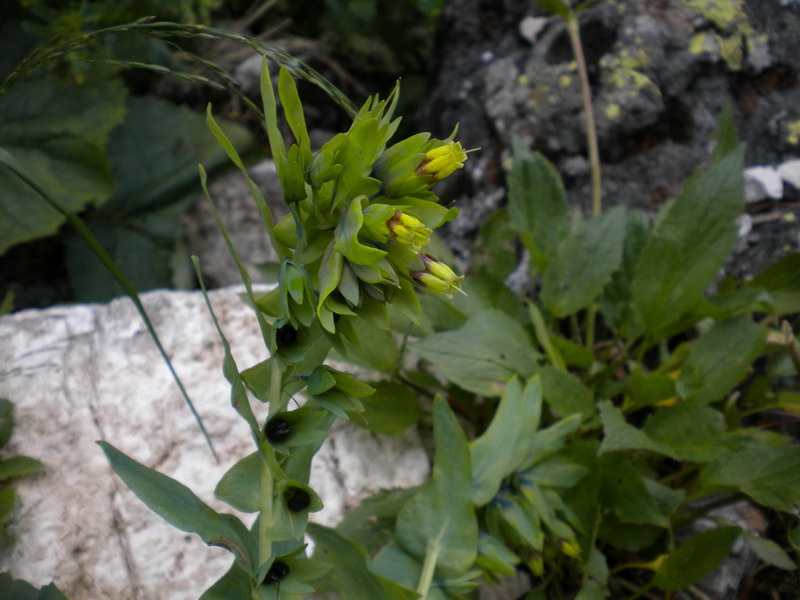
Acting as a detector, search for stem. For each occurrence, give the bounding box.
[585,303,597,352]
[258,453,274,567]
[416,542,441,599]
[566,15,602,216]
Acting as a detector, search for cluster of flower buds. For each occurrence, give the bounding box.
[258,66,469,341]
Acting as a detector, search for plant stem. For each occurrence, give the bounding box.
[416,542,441,599]
[566,14,602,216]
[585,303,597,351]
[258,453,274,567]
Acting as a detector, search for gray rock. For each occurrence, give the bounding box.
[0,287,428,599]
[744,165,784,202]
[426,0,800,275]
[778,157,800,189]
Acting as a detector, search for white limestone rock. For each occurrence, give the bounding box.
[778,158,800,190]
[0,287,428,599]
[744,165,783,203]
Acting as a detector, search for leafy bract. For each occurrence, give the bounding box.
[410,309,538,396]
[395,397,478,576]
[631,146,745,334]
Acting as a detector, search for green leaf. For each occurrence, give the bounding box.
[337,488,417,554]
[711,104,737,164]
[507,142,570,263]
[199,561,251,600]
[410,309,538,396]
[38,583,69,600]
[599,453,669,528]
[0,455,43,481]
[540,366,596,421]
[471,377,543,506]
[597,401,678,459]
[0,487,15,522]
[541,206,626,318]
[371,543,432,597]
[678,315,767,404]
[741,530,796,571]
[98,441,256,573]
[701,441,800,512]
[352,381,421,437]
[748,253,800,314]
[308,524,416,600]
[652,527,740,591]
[0,399,13,448]
[395,397,479,576]
[531,0,572,20]
[0,72,126,254]
[643,404,726,462]
[631,146,745,333]
[215,453,261,513]
[0,573,38,600]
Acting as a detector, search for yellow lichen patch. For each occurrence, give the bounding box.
[689,32,719,56]
[608,67,657,94]
[517,74,528,86]
[685,0,744,30]
[559,75,572,87]
[605,103,621,120]
[787,121,800,145]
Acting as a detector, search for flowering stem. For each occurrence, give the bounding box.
[566,14,602,216]
[258,358,284,572]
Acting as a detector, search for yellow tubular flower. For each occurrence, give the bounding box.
[416,142,468,181]
[410,253,464,297]
[387,210,432,249]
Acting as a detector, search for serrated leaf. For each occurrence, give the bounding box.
[541,206,626,318]
[508,142,570,262]
[631,147,745,333]
[541,366,596,421]
[643,404,726,462]
[410,309,538,396]
[395,398,478,576]
[599,453,670,528]
[748,252,800,314]
[678,315,767,404]
[597,401,678,459]
[98,441,256,573]
[652,527,740,591]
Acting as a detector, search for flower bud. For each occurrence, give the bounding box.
[416,142,468,181]
[387,210,432,249]
[410,254,464,298]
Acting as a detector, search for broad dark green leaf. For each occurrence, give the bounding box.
[0,72,126,254]
[337,488,417,554]
[308,524,416,600]
[0,573,38,600]
[507,142,570,263]
[65,96,255,302]
[540,366,596,421]
[38,583,69,600]
[410,309,538,396]
[748,252,800,314]
[599,453,669,528]
[652,527,740,591]
[98,441,256,573]
[678,315,767,404]
[396,398,478,576]
[597,401,678,459]
[0,487,15,522]
[0,455,43,481]
[471,377,543,506]
[541,206,626,318]
[371,542,436,598]
[352,381,421,437]
[702,441,800,511]
[631,146,745,333]
[643,404,726,462]
[0,399,13,447]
